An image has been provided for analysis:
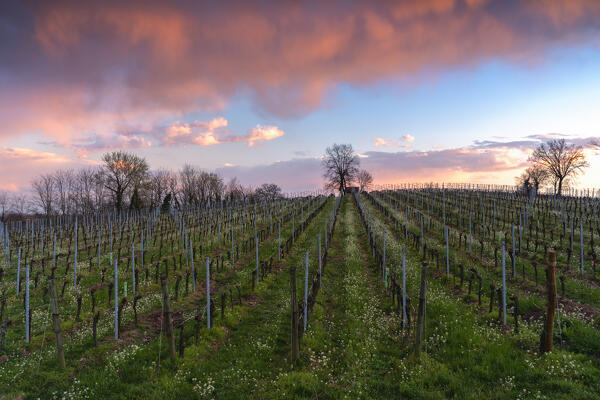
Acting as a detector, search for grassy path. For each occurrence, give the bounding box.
[248,195,404,399]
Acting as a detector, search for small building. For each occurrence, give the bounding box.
[344,186,359,194]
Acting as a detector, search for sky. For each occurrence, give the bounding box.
[1,0,600,193]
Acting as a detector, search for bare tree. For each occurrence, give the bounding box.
[226,177,244,202]
[255,183,282,202]
[149,169,175,209]
[101,151,149,213]
[53,169,74,215]
[515,170,532,194]
[180,164,200,206]
[206,172,224,203]
[526,165,549,191]
[322,143,360,194]
[356,169,373,192]
[516,165,548,195]
[0,191,10,222]
[32,173,55,217]
[529,139,589,196]
[179,166,224,206]
[10,193,30,217]
[72,167,102,213]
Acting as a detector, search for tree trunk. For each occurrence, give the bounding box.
[557,178,563,197]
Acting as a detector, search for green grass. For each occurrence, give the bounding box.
[1,195,599,399]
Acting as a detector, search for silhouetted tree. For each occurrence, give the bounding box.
[357,169,373,192]
[160,193,172,214]
[255,183,282,202]
[101,151,149,213]
[322,143,360,193]
[529,139,589,196]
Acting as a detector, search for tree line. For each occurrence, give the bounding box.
[0,151,284,220]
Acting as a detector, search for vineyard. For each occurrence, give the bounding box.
[0,186,599,399]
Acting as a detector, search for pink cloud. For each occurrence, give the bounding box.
[244,125,285,147]
[0,146,93,191]
[62,117,284,153]
[163,118,227,146]
[160,119,284,148]
[374,136,414,148]
[2,1,600,147]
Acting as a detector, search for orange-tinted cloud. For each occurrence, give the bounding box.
[0,146,94,191]
[374,136,414,148]
[64,117,285,153]
[244,125,285,147]
[2,0,600,145]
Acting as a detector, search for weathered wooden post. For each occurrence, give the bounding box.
[189,243,195,292]
[16,248,21,296]
[25,264,29,343]
[469,214,472,252]
[383,229,387,283]
[161,276,176,363]
[414,261,428,361]
[304,251,308,332]
[206,257,211,329]
[511,295,519,333]
[445,225,450,278]
[255,229,259,287]
[580,218,585,276]
[114,259,118,340]
[501,241,507,325]
[402,245,407,329]
[48,278,65,369]
[511,224,516,279]
[318,233,322,286]
[231,223,235,264]
[92,312,100,347]
[131,241,136,294]
[290,265,299,362]
[541,250,557,353]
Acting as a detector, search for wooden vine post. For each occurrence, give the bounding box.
[48,278,66,369]
[542,250,557,353]
[160,276,177,363]
[414,261,428,362]
[290,265,299,362]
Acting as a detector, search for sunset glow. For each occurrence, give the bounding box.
[1,0,600,192]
